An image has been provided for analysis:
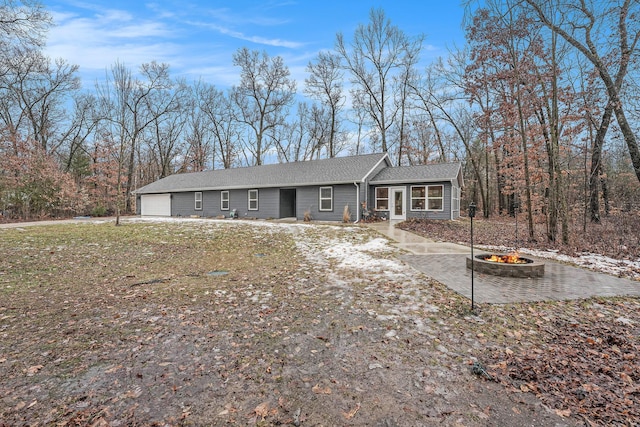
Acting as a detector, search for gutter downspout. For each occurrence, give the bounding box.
[354,182,360,223]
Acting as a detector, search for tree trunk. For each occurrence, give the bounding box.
[589,103,613,223]
[515,92,535,241]
[601,166,610,216]
[610,102,640,183]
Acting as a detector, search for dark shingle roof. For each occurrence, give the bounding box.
[135,153,390,194]
[370,162,463,186]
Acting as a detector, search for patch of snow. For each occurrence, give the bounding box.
[318,237,405,278]
[615,317,634,326]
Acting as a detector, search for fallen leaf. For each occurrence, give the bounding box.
[255,402,270,418]
[312,384,332,395]
[581,383,599,392]
[26,365,43,376]
[343,402,361,419]
[555,408,571,418]
[104,365,122,373]
[90,417,109,427]
[620,372,634,384]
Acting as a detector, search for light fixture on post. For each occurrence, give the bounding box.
[468,202,477,312]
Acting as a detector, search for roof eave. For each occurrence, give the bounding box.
[370,176,457,185]
[135,179,364,194]
[361,153,391,182]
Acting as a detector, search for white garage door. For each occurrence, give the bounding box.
[141,194,171,216]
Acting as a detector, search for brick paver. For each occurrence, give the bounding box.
[367,222,640,303]
[400,254,640,303]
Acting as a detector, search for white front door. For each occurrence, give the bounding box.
[389,187,406,220]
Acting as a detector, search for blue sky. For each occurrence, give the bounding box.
[43,1,469,88]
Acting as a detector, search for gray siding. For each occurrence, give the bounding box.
[172,192,199,217]
[171,188,279,219]
[297,184,358,221]
[361,159,389,215]
[370,182,454,220]
[162,181,457,222]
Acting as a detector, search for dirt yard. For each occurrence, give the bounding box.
[0,218,636,425]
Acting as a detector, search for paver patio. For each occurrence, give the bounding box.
[367,221,640,303]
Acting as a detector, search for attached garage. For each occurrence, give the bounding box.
[140,194,171,216]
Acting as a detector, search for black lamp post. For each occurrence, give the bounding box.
[513,197,519,249]
[468,202,477,311]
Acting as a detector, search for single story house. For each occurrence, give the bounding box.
[134,153,463,222]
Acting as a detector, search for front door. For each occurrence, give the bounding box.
[390,187,406,220]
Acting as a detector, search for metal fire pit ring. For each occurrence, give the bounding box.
[466,253,545,278]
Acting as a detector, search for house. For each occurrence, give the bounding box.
[134,153,463,222]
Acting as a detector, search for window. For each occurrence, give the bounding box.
[428,185,444,210]
[375,187,389,210]
[452,187,460,213]
[319,186,333,211]
[248,189,258,211]
[411,186,425,210]
[221,191,229,211]
[411,185,444,211]
[195,192,202,210]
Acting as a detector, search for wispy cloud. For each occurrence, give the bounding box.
[46,7,177,71]
[42,0,462,90]
[188,20,303,49]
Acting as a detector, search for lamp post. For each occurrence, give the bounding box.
[513,195,519,249]
[469,202,476,311]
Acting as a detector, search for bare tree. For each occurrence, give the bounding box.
[199,82,239,169]
[305,51,344,158]
[0,0,51,80]
[230,48,296,165]
[95,61,175,224]
[408,64,448,162]
[272,102,307,163]
[335,8,423,155]
[144,78,189,179]
[524,0,640,185]
[60,93,100,174]
[0,0,50,49]
[181,80,214,172]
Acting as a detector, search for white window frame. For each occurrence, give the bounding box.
[195,192,203,210]
[410,185,445,212]
[220,191,229,211]
[410,186,426,211]
[375,187,389,211]
[427,185,444,211]
[319,186,333,211]
[248,189,258,211]
[452,186,460,213]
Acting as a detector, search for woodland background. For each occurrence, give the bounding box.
[1,0,639,245]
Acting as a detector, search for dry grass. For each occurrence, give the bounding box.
[1,218,638,426]
[342,205,351,223]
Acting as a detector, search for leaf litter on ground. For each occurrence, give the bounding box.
[0,216,636,425]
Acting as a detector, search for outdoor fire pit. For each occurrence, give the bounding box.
[466,253,545,278]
